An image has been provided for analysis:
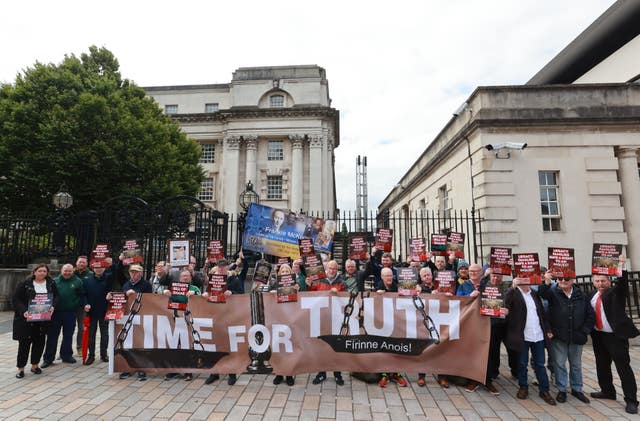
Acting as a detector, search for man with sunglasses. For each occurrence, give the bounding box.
[539,270,594,404]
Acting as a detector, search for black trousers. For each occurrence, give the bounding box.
[488,321,520,382]
[17,334,46,368]
[592,330,638,404]
[88,316,109,358]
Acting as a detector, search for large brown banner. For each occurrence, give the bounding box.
[113,292,490,383]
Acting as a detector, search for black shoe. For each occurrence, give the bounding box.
[556,391,567,403]
[571,391,590,403]
[100,356,109,363]
[205,374,220,385]
[227,374,237,385]
[164,373,179,380]
[590,391,616,400]
[137,372,146,381]
[30,367,42,375]
[626,401,638,414]
[286,376,295,386]
[184,373,193,381]
[41,361,54,368]
[335,374,344,386]
[273,375,284,385]
[62,357,76,364]
[119,372,132,379]
[83,356,95,366]
[312,373,327,385]
[16,371,24,379]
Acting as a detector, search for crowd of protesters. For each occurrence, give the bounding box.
[11,245,638,414]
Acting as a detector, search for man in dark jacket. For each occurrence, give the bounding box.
[84,262,114,365]
[505,277,556,406]
[589,255,639,414]
[539,271,594,404]
[42,264,89,367]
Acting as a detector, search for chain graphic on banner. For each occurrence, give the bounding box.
[411,294,440,344]
[115,292,143,349]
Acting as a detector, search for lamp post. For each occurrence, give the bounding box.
[52,184,73,256]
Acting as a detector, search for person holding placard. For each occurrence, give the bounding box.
[589,255,639,414]
[377,268,408,388]
[73,256,93,356]
[539,269,594,404]
[12,264,59,378]
[271,264,297,387]
[84,260,114,365]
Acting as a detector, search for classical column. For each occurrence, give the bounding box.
[308,135,324,213]
[244,135,258,187]
[222,136,242,215]
[289,135,304,212]
[618,146,640,270]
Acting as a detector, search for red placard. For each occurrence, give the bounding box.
[277,273,298,303]
[490,247,512,276]
[430,234,448,256]
[167,283,189,310]
[122,239,143,265]
[298,238,315,257]
[303,253,327,281]
[348,235,368,260]
[397,267,419,296]
[446,232,465,258]
[513,253,541,285]
[435,270,456,294]
[409,238,428,262]
[592,243,622,275]
[208,274,227,303]
[206,240,225,263]
[26,293,53,321]
[105,292,126,321]
[480,285,505,318]
[375,228,393,252]
[548,247,576,278]
[90,243,110,268]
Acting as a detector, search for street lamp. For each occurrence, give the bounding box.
[52,184,73,209]
[51,184,73,256]
[239,181,259,212]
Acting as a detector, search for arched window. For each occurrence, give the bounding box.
[270,95,284,108]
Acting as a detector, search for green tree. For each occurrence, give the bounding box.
[0,46,204,214]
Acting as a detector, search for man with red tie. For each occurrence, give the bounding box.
[589,255,639,414]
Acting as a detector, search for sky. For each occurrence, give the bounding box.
[0,0,616,212]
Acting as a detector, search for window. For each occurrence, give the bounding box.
[165,104,178,114]
[270,95,284,108]
[267,176,283,200]
[539,171,561,232]
[438,185,451,218]
[200,144,215,164]
[268,140,284,161]
[205,103,219,113]
[198,178,214,201]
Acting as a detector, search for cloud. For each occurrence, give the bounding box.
[0,0,616,212]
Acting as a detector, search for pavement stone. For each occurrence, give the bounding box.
[0,310,637,420]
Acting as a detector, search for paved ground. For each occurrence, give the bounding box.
[0,311,637,421]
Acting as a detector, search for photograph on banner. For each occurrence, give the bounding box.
[122,239,143,265]
[513,253,542,285]
[90,243,110,268]
[547,247,575,278]
[430,233,447,256]
[592,243,622,275]
[168,238,190,267]
[105,292,126,320]
[489,247,512,276]
[27,293,53,321]
[242,203,334,258]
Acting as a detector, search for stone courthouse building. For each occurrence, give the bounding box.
[145,65,339,215]
[378,0,640,272]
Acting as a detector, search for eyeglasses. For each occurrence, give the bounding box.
[557,278,573,281]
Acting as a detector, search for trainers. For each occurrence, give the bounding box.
[485,382,499,395]
[392,373,407,387]
[464,380,479,392]
[417,376,426,387]
[571,391,590,404]
[119,372,132,379]
[312,373,327,385]
[137,372,146,381]
[205,374,219,385]
[378,374,389,388]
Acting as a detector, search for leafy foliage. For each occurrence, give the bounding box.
[0,46,204,215]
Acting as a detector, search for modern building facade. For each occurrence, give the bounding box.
[145,65,340,215]
[378,0,640,272]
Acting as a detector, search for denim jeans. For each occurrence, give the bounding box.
[549,338,583,392]
[519,340,549,392]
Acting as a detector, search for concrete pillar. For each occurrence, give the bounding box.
[289,134,304,212]
[308,135,324,213]
[244,135,257,187]
[618,146,640,270]
[222,136,241,215]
